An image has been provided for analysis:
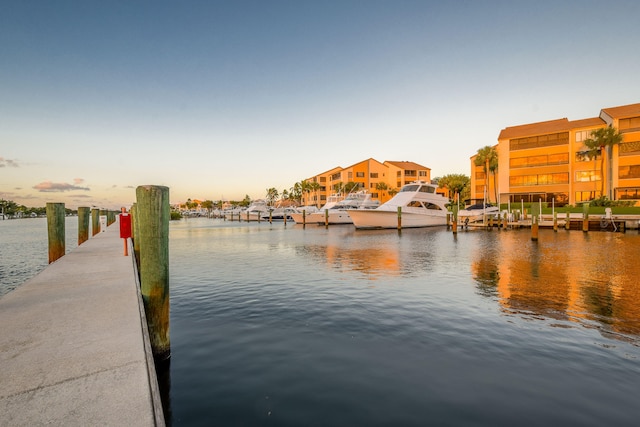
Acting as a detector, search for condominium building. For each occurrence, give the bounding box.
[301,159,431,207]
[470,102,640,206]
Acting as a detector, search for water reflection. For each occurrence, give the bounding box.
[471,230,640,340]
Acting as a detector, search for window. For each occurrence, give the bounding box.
[575,191,600,202]
[510,173,569,186]
[319,177,326,182]
[619,116,640,132]
[476,171,486,179]
[619,165,640,179]
[510,153,569,168]
[348,172,353,179]
[576,150,601,162]
[419,171,427,177]
[404,170,417,176]
[356,172,364,178]
[425,203,442,210]
[370,172,378,178]
[371,193,379,199]
[407,201,423,208]
[510,132,569,150]
[575,129,599,142]
[616,187,640,200]
[330,172,341,181]
[575,171,601,182]
[397,171,401,177]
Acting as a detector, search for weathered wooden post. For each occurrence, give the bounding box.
[565,211,571,230]
[136,185,170,361]
[502,212,508,229]
[325,209,329,227]
[46,202,65,263]
[582,202,590,232]
[132,203,140,266]
[302,209,306,226]
[553,212,558,232]
[91,208,100,236]
[452,205,458,235]
[78,206,90,245]
[397,206,402,230]
[531,212,539,241]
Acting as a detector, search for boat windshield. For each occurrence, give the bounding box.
[400,184,435,193]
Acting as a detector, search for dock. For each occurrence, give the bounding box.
[0,222,164,426]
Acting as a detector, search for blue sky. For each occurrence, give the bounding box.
[2,0,639,208]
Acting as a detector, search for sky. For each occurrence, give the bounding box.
[2,0,640,209]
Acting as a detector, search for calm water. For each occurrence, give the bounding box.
[166,218,640,427]
[0,217,79,296]
[2,218,639,426]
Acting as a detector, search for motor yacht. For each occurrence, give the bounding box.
[348,181,448,229]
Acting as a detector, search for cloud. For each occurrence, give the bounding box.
[33,181,91,192]
[0,157,19,167]
[74,178,85,184]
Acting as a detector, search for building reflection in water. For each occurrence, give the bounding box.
[471,230,640,340]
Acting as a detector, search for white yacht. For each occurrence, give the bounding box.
[295,193,343,224]
[288,205,320,224]
[241,199,270,221]
[348,181,449,229]
[313,190,380,225]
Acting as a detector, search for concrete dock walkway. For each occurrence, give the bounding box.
[0,223,164,426]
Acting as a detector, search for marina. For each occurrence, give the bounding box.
[2,215,640,426]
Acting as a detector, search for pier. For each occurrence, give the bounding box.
[0,221,164,425]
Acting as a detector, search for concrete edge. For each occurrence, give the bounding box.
[130,239,166,427]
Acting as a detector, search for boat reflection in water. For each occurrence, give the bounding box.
[470,230,640,339]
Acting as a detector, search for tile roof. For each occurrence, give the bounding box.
[384,161,430,171]
[601,103,640,119]
[568,117,606,128]
[498,118,570,140]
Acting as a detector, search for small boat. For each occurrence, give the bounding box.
[348,181,449,229]
[457,203,500,225]
[308,190,380,225]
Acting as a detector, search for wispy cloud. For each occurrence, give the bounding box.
[0,157,19,168]
[74,178,85,184]
[33,181,91,192]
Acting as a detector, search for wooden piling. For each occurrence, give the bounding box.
[302,209,306,226]
[531,214,539,241]
[452,205,458,235]
[325,209,329,227]
[132,203,140,269]
[565,212,571,231]
[502,212,508,229]
[582,202,589,232]
[91,208,100,236]
[553,212,558,232]
[397,207,402,230]
[46,202,66,263]
[136,185,170,361]
[78,206,90,245]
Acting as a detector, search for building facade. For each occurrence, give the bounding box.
[470,102,640,207]
[301,159,431,207]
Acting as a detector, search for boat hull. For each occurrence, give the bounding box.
[349,209,446,229]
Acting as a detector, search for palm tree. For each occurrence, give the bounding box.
[474,146,498,203]
[375,182,388,200]
[437,174,470,203]
[584,126,623,199]
[265,188,279,206]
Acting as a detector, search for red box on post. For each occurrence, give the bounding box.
[119,213,132,239]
